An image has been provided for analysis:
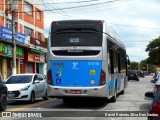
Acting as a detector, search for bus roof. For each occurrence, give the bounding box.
[50,20,125,49]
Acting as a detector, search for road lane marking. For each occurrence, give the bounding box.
[7,98,57,111]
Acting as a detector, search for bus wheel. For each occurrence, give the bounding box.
[63,98,71,104]
[120,90,125,95]
[110,91,116,102]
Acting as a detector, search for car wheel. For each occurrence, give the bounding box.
[43,90,48,100]
[137,79,139,81]
[30,92,35,103]
[0,93,7,111]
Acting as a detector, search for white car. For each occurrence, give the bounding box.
[5,73,48,103]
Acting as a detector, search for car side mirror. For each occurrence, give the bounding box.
[145,91,154,98]
[34,80,40,84]
[127,59,130,65]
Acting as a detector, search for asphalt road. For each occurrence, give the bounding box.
[1,76,155,120]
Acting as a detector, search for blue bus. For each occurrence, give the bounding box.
[47,20,129,103]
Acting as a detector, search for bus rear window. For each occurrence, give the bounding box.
[51,33,102,47]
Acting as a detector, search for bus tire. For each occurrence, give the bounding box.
[63,98,71,104]
[110,92,116,102]
[121,90,124,95]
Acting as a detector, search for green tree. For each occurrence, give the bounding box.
[45,37,48,43]
[146,36,160,65]
[140,59,155,73]
[140,60,147,70]
[130,61,139,70]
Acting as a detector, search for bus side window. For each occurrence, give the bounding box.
[118,53,121,73]
[108,51,111,73]
[108,49,114,74]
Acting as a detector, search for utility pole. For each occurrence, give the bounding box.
[147,64,148,74]
[11,0,18,75]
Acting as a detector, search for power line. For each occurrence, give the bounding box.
[9,0,122,13]
[59,0,145,18]
[44,0,99,4]
[46,0,121,10]
[0,0,100,6]
[109,23,160,29]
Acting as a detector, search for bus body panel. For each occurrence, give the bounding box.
[47,20,128,99]
[50,60,102,87]
[48,85,108,98]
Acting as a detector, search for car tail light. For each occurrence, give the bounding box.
[154,85,160,93]
[151,102,160,115]
[155,84,160,89]
[47,69,53,85]
[100,70,106,86]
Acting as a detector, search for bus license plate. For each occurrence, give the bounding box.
[70,90,81,94]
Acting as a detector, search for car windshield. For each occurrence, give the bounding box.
[128,70,136,75]
[6,75,33,84]
[137,70,142,73]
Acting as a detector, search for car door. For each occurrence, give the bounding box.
[37,74,46,97]
[33,75,41,97]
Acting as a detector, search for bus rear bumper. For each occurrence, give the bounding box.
[48,85,108,98]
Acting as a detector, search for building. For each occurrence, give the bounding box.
[0,0,47,80]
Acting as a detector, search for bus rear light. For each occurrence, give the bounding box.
[100,70,106,86]
[94,88,98,90]
[52,21,57,26]
[151,102,160,115]
[97,21,103,25]
[47,69,53,85]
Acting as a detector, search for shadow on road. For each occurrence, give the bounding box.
[150,80,156,83]
[40,98,109,110]
[139,103,150,111]
[128,80,139,82]
[7,99,43,106]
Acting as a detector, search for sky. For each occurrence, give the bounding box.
[43,0,160,62]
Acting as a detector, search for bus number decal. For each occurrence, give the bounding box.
[70,38,80,43]
[88,62,100,66]
[53,62,64,68]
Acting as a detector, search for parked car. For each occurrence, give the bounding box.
[143,71,148,75]
[154,72,160,82]
[41,74,46,79]
[145,88,160,120]
[128,70,139,81]
[0,72,7,111]
[137,70,144,77]
[5,73,48,103]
